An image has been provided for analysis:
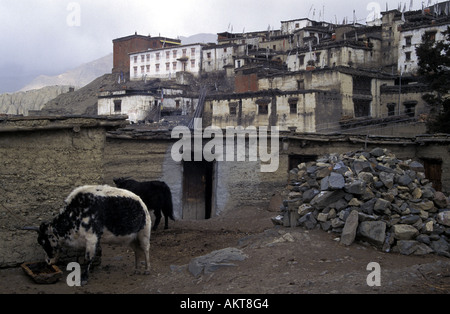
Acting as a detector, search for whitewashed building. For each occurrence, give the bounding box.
[130,43,205,80]
[398,20,449,75]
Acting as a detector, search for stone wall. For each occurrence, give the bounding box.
[0,116,126,267]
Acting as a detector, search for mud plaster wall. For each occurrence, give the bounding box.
[0,126,107,267]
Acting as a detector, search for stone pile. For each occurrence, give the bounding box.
[276,148,450,257]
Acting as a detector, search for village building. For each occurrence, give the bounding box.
[398,11,450,75]
[99,2,450,135]
[112,33,181,76]
[129,43,205,81]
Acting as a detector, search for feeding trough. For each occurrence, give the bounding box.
[21,262,63,284]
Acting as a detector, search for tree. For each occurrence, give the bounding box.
[416,26,450,133]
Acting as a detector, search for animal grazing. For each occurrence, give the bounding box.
[23,185,151,285]
[113,178,175,231]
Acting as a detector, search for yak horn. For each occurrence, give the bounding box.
[22,226,40,232]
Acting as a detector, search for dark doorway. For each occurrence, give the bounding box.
[288,154,318,171]
[182,160,214,220]
[422,158,443,192]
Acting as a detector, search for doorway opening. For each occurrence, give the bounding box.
[182,160,214,220]
[288,154,318,171]
[421,158,443,192]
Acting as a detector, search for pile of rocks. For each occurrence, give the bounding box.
[275,148,450,257]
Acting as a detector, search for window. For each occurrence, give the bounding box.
[425,31,436,42]
[405,36,412,47]
[191,47,196,55]
[146,65,150,73]
[297,79,305,90]
[405,51,411,61]
[387,103,396,116]
[404,101,417,117]
[191,59,196,68]
[258,103,268,115]
[134,56,138,63]
[133,66,138,76]
[141,65,145,74]
[141,55,145,62]
[147,54,150,62]
[224,47,227,53]
[114,100,122,113]
[173,62,177,70]
[173,50,177,58]
[166,63,170,71]
[229,102,237,116]
[166,51,170,59]
[289,97,298,114]
[207,52,212,59]
[256,99,270,115]
[182,49,187,56]
[155,64,160,72]
[156,53,160,61]
[299,55,305,66]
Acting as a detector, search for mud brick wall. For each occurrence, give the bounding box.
[0,116,125,267]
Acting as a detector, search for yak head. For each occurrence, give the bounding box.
[24,223,60,265]
[113,177,131,188]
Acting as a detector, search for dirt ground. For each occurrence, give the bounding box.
[0,206,449,294]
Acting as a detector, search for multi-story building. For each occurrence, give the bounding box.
[112,33,181,76]
[129,43,205,80]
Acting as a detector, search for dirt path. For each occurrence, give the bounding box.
[0,206,449,294]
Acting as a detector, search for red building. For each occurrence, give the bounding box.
[112,33,181,75]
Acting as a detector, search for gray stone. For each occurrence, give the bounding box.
[410,200,435,212]
[395,240,433,255]
[316,166,332,179]
[321,172,345,191]
[310,190,346,210]
[344,180,366,195]
[340,210,359,246]
[331,217,345,228]
[370,147,385,157]
[298,203,314,216]
[379,172,395,189]
[393,224,419,240]
[400,215,421,225]
[353,160,372,174]
[374,198,391,213]
[188,248,248,277]
[433,192,449,209]
[361,199,377,215]
[436,211,450,227]
[430,238,450,257]
[397,174,413,186]
[298,212,317,230]
[409,161,425,172]
[303,188,319,203]
[357,221,386,247]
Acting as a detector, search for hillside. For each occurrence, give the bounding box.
[0,86,73,116]
[41,73,117,116]
[19,54,113,92]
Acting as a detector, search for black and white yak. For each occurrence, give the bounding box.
[113,178,175,231]
[24,185,151,285]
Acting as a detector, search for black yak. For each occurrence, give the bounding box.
[113,178,175,231]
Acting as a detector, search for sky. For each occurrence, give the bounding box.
[0,0,428,93]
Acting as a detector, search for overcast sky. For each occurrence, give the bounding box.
[0,0,426,93]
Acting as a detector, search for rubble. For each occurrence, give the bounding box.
[277,148,450,257]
